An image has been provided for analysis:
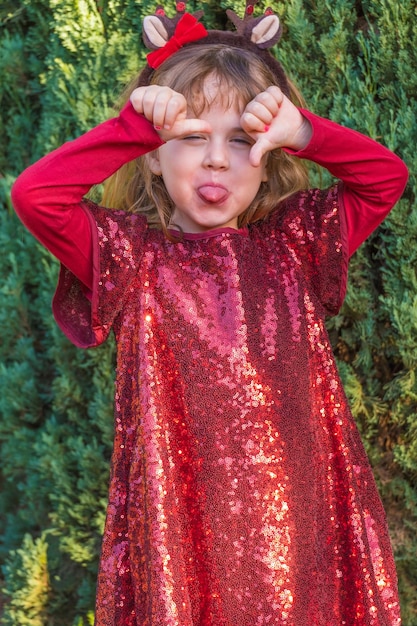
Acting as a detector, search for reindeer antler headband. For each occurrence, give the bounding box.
[137,0,290,96]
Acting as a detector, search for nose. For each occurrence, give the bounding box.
[203,138,229,170]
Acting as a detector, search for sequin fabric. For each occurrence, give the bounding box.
[54,186,401,625]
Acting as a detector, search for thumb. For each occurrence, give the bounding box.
[249,137,272,168]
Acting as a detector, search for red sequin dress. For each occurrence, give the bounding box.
[12,105,408,626]
[53,194,399,625]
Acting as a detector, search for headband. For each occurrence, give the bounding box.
[137,0,290,96]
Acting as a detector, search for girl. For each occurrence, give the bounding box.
[12,3,408,625]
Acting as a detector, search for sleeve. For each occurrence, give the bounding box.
[289,109,409,257]
[271,184,348,317]
[270,110,408,316]
[52,201,148,348]
[11,102,164,290]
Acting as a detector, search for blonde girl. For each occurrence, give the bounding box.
[12,3,408,624]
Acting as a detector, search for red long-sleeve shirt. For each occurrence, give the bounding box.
[11,102,408,290]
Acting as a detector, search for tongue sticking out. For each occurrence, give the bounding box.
[198,185,229,204]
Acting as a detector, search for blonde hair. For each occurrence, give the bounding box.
[102,44,309,238]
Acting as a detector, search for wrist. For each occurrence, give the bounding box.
[290,115,313,152]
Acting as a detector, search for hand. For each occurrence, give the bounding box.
[130,86,211,141]
[240,86,313,167]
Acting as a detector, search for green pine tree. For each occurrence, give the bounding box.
[1,0,416,622]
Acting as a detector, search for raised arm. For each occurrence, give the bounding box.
[293,109,409,256]
[11,103,164,289]
[241,87,408,257]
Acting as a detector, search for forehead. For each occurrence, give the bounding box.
[188,74,249,116]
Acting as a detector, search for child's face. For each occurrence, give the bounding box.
[148,83,268,233]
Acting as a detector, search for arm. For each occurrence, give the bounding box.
[11,102,164,289]
[241,88,408,256]
[12,87,212,290]
[291,109,409,256]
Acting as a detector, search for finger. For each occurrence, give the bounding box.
[131,87,163,122]
[130,87,146,114]
[242,87,283,120]
[143,90,182,128]
[263,85,285,106]
[158,118,212,141]
[177,118,212,136]
[129,86,186,129]
[240,105,274,135]
[160,94,187,129]
[250,90,281,117]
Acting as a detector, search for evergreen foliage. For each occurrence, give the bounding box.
[0,0,416,622]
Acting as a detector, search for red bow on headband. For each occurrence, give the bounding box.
[147,13,208,69]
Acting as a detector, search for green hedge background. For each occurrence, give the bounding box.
[0,0,416,623]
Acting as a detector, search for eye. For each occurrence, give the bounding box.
[182,134,205,142]
[231,136,253,146]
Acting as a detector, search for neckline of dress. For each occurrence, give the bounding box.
[168,226,249,241]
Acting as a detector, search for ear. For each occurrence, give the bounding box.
[143,16,169,49]
[146,150,162,176]
[251,15,280,46]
